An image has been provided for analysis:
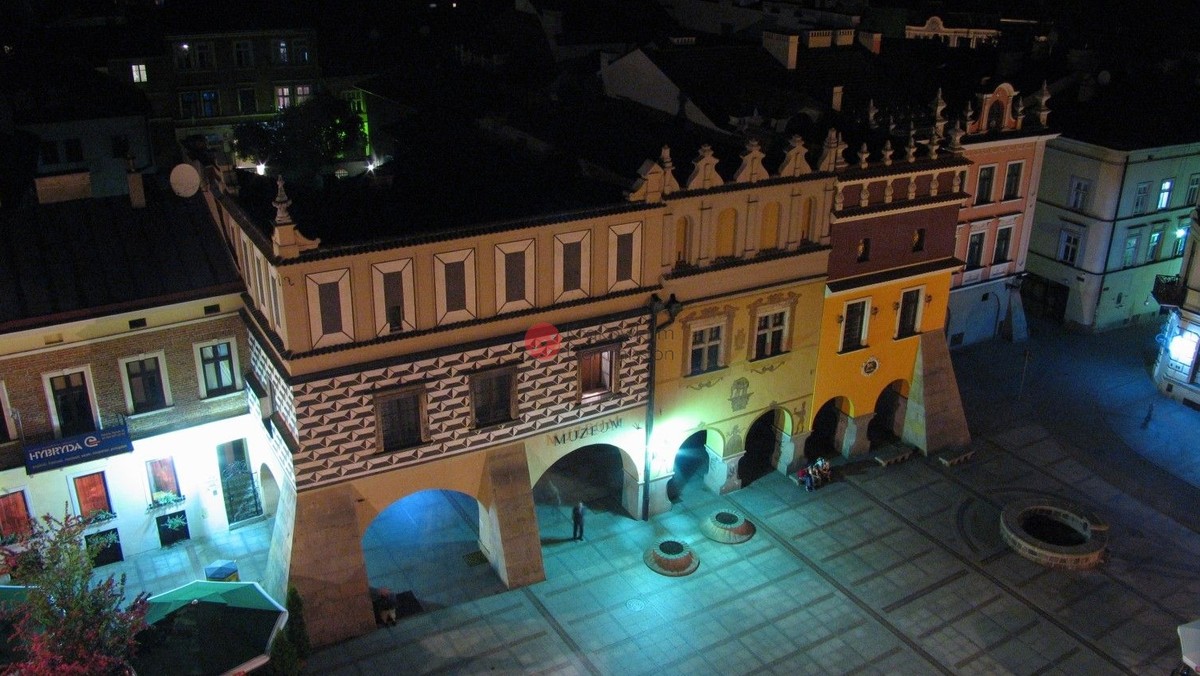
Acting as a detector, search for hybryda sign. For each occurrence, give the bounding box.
[23,423,133,475]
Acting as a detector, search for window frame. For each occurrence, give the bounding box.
[965,231,986,269]
[42,366,100,438]
[495,239,535,314]
[1146,229,1164,263]
[305,268,354,348]
[686,319,726,376]
[295,84,313,105]
[1133,182,1151,214]
[0,381,14,443]
[0,489,32,540]
[1158,179,1174,211]
[1058,230,1082,265]
[993,226,1013,264]
[896,287,924,339]
[119,352,173,415]
[469,366,518,429]
[1068,176,1091,210]
[237,87,257,114]
[146,457,182,501]
[193,338,241,398]
[554,230,591,302]
[752,308,789,360]
[840,299,870,353]
[975,164,996,205]
[1122,234,1140,268]
[371,259,416,336]
[180,91,199,118]
[607,221,642,292]
[131,62,148,83]
[434,249,477,325]
[577,344,620,402]
[374,385,428,452]
[275,85,292,110]
[1002,161,1023,201]
[70,470,114,520]
[1186,174,1200,207]
[233,40,254,68]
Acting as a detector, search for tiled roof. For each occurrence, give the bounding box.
[0,179,242,331]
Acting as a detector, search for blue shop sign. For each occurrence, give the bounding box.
[23,423,133,475]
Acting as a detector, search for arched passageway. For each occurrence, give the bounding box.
[805,397,849,462]
[667,430,710,503]
[868,380,909,449]
[361,490,506,616]
[739,409,784,486]
[532,443,633,543]
[258,463,280,518]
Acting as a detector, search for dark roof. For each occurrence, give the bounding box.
[0,178,243,331]
[0,49,150,125]
[1048,64,1200,150]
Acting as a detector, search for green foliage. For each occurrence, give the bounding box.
[0,511,149,675]
[164,514,188,532]
[284,586,310,660]
[232,92,366,180]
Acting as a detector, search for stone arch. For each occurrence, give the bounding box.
[258,463,280,517]
[804,396,853,461]
[530,442,639,519]
[760,202,781,250]
[674,215,694,265]
[738,406,795,486]
[715,207,738,258]
[868,379,910,448]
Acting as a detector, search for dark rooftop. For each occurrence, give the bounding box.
[1048,64,1200,150]
[0,48,150,125]
[0,178,243,331]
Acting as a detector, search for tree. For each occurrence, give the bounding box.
[0,512,149,675]
[232,91,365,180]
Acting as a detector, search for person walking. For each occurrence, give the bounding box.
[572,502,585,541]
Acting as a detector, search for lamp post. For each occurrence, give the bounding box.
[643,293,683,520]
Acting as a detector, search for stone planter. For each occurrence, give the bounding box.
[699,509,756,544]
[644,539,699,577]
[1000,498,1107,570]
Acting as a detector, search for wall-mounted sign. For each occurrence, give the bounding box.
[551,417,624,446]
[23,422,133,475]
[862,356,880,376]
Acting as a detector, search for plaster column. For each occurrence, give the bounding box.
[840,411,875,458]
[482,445,545,588]
[704,446,742,494]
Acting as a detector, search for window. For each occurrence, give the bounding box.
[1147,230,1163,262]
[376,387,426,451]
[294,39,311,64]
[146,458,181,501]
[471,368,516,427]
[975,165,995,205]
[275,86,292,110]
[295,84,313,105]
[434,249,476,324]
[689,324,723,375]
[47,369,97,437]
[1122,234,1140,268]
[275,40,290,64]
[1158,179,1174,210]
[372,259,415,335]
[841,300,869,352]
[237,88,257,113]
[64,138,83,163]
[1187,174,1200,207]
[123,354,169,414]
[496,240,534,313]
[1059,230,1081,265]
[1133,182,1150,214]
[578,346,618,400]
[993,227,1012,264]
[175,43,194,69]
[306,269,353,346]
[131,62,147,82]
[343,90,364,113]
[897,288,923,338]
[966,232,985,268]
[195,42,214,69]
[39,140,59,165]
[0,491,31,540]
[1174,229,1188,257]
[607,222,641,292]
[73,472,112,519]
[199,90,219,117]
[857,238,870,262]
[754,310,787,359]
[197,340,238,397]
[554,231,590,302]
[180,91,199,118]
[912,228,925,252]
[1068,176,1091,210]
[111,134,130,159]
[1002,162,1022,200]
[234,40,254,68]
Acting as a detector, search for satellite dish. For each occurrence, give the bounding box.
[169,163,201,197]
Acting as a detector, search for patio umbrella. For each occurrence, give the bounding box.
[1180,618,1200,668]
[132,581,287,676]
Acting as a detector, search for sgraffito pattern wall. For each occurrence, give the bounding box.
[290,315,651,489]
[247,335,299,487]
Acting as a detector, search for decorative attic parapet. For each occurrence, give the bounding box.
[270,176,320,259]
[733,139,769,183]
[627,145,681,203]
[686,144,724,190]
[931,88,948,137]
[817,129,847,173]
[779,135,812,177]
[1035,81,1051,127]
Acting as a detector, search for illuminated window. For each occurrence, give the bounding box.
[1122,234,1140,268]
[275,86,291,110]
[1068,176,1090,210]
[754,310,787,359]
[1174,228,1188,257]
[180,91,199,118]
[122,354,170,414]
[195,339,238,397]
[146,458,181,500]
[966,231,985,268]
[275,40,290,64]
[234,40,254,68]
[1158,179,1174,210]
[578,346,618,400]
[1147,230,1163,262]
[0,491,31,540]
[131,63,148,82]
[897,288,923,338]
[1002,162,1023,200]
[46,369,97,437]
[689,324,723,374]
[975,165,995,205]
[295,84,313,105]
[993,227,1012,264]
[376,387,426,451]
[1133,182,1150,214]
[471,368,516,427]
[1187,174,1200,207]
[840,299,868,352]
[73,472,112,519]
[1058,230,1081,265]
[199,90,219,117]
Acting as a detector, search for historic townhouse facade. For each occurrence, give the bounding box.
[1153,209,1200,406]
[0,178,284,579]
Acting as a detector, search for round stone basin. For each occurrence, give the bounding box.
[1000,498,1107,569]
[699,509,756,544]
[644,539,699,577]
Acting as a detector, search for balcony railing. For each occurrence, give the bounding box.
[1153,274,1186,307]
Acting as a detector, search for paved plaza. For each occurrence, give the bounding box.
[302,318,1200,675]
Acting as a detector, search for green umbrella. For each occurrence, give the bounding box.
[134,581,287,676]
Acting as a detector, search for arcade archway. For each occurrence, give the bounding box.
[667,430,710,503]
[532,443,636,543]
[739,408,791,486]
[868,380,909,448]
[361,489,506,615]
[805,397,851,462]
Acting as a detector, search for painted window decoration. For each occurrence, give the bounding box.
[607,222,642,292]
[199,341,238,397]
[0,491,31,542]
[689,324,723,375]
[754,310,787,359]
[434,249,476,325]
[993,227,1012,264]
[124,356,168,413]
[376,387,426,452]
[554,231,590,302]
[147,457,182,504]
[495,240,535,314]
[48,370,96,437]
[306,269,353,347]
[471,368,516,428]
[578,346,618,401]
[74,472,113,520]
[841,299,869,352]
[372,259,416,335]
[1002,162,1022,201]
[975,165,995,205]
[897,288,923,338]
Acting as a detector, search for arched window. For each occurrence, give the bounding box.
[987,100,1005,132]
[802,197,818,243]
[674,216,691,265]
[760,202,781,251]
[715,208,738,258]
